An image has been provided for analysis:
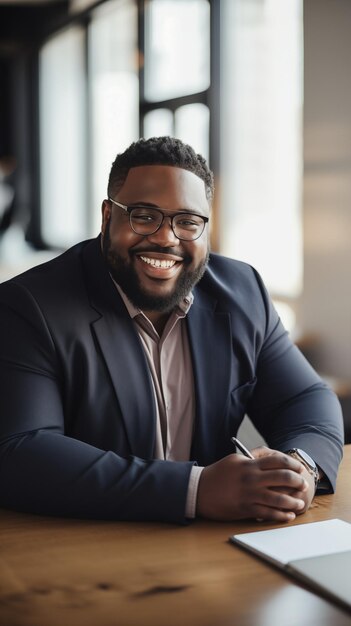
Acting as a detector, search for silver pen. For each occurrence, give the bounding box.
[231,436,254,460]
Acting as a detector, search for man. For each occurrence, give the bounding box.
[0,137,344,524]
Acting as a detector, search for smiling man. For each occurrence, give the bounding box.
[0,136,344,523]
[102,164,210,331]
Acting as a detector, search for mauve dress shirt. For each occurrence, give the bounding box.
[115,284,204,518]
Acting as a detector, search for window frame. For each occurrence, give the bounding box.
[30,0,219,251]
[138,0,220,250]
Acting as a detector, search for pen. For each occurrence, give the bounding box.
[231,436,255,460]
[231,437,264,522]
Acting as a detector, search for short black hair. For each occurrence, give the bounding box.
[107,136,214,203]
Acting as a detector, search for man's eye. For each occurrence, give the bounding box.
[179,219,197,226]
[132,212,157,223]
[176,216,202,228]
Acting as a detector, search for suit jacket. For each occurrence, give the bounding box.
[0,237,344,522]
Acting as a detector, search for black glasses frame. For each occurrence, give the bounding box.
[108,197,209,241]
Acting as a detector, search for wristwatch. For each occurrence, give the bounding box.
[285,448,319,491]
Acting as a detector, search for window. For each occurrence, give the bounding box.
[220,0,303,299]
[88,0,139,235]
[144,0,210,101]
[143,103,210,162]
[39,25,86,248]
[142,0,211,161]
[39,0,139,248]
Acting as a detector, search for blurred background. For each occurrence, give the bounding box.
[0,0,350,440]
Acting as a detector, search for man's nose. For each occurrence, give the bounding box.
[146,217,180,247]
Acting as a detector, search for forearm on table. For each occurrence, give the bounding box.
[0,431,193,523]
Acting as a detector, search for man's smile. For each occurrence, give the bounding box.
[135,252,184,279]
[139,256,176,268]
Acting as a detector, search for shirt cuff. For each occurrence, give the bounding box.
[185,465,204,519]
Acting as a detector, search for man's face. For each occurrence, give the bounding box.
[101,165,210,313]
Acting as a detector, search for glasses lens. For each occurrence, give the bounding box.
[130,207,163,235]
[129,207,206,240]
[173,214,205,240]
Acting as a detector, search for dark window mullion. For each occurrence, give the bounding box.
[138,0,145,137]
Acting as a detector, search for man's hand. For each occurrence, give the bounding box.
[196,447,310,523]
[251,446,316,515]
[284,464,315,514]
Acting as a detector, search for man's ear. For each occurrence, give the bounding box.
[101,199,111,236]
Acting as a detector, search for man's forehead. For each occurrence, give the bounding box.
[123,164,204,186]
[120,164,210,213]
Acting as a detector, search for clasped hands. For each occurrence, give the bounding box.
[196,446,316,523]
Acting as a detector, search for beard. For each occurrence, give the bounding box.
[102,219,209,313]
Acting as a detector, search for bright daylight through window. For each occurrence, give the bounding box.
[220,0,303,309]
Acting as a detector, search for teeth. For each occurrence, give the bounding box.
[140,256,176,269]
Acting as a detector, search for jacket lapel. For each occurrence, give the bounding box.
[187,289,232,464]
[82,238,156,459]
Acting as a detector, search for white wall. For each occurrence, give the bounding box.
[300,0,351,379]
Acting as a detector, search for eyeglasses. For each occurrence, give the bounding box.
[108,197,209,241]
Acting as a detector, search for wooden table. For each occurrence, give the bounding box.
[1,447,351,626]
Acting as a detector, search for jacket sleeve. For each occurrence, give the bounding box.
[0,282,193,522]
[246,268,344,492]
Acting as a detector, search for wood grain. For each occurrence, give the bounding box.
[1,447,351,626]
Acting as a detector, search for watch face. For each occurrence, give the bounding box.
[295,448,316,470]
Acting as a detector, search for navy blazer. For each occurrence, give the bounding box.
[0,237,344,522]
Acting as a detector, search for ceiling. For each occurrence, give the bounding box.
[0,1,69,55]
